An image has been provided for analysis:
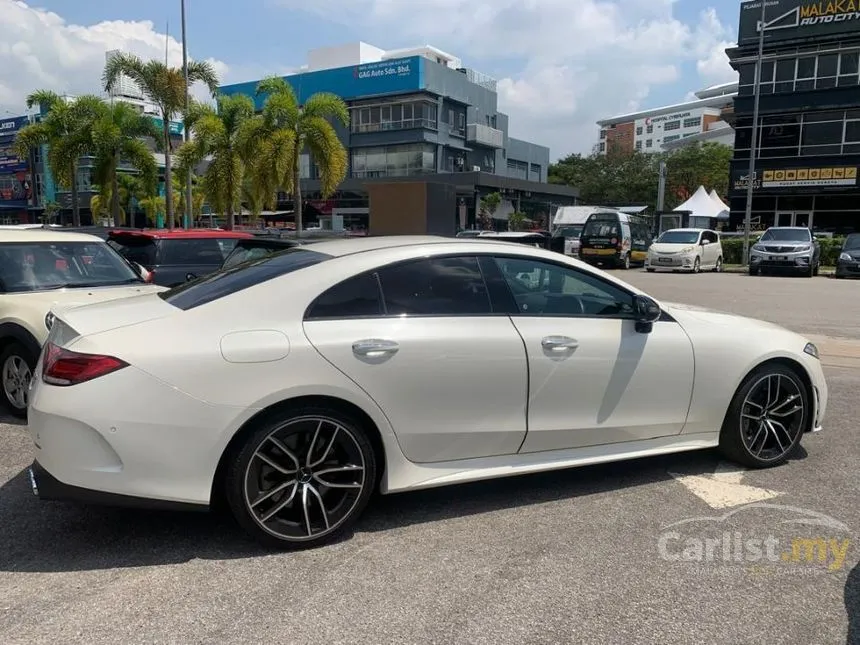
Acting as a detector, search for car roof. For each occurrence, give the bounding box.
[663,228,710,233]
[300,235,456,257]
[0,228,104,243]
[108,228,253,240]
[478,231,547,238]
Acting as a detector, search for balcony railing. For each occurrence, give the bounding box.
[466,123,504,148]
[351,118,437,134]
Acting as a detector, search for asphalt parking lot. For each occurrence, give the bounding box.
[1,271,859,645]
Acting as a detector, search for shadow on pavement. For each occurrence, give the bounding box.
[848,559,860,645]
[0,447,760,573]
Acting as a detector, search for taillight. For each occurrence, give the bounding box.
[41,342,128,386]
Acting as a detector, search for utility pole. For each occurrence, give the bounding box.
[656,160,667,236]
[743,0,767,266]
[181,0,192,229]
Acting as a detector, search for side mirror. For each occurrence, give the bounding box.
[186,272,197,282]
[633,294,661,333]
[701,239,710,246]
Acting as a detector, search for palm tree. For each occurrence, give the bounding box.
[103,53,219,229]
[91,101,160,225]
[138,195,166,227]
[248,77,349,235]
[13,91,104,226]
[117,173,144,226]
[176,94,255,229]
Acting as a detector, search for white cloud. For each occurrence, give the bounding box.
[274,0,738,157]
[0,0,236,115]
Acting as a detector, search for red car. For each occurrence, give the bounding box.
[107,229,253,287]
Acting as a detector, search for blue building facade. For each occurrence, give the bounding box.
[219,51,574,228]
[0,115,39,222]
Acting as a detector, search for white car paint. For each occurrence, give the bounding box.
[27,236,827,529]
[646,228,723,272]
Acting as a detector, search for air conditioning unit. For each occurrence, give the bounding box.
[472,165,481,171]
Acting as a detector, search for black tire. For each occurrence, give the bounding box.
[0,341,36,419]
[713,257,723,273]
[718,364,809,468]
[224,405,377,549]
[749,266,759,276]
[646,268,656,273]
[692,257,701,274]
[813,262,820,277]
[620,254,631,270]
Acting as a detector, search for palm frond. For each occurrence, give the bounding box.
[302,92,349,126]
[186,60,221,96]
[25,90,62,112]
[301,115,348,197]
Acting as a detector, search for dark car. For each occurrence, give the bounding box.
[107,229,253,287]
[835,233,860,279]
[749,226,821,277]
[185,236,306,280]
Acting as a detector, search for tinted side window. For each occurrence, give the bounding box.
[494,256,634,318]
[377,256,492,316]
[160,238,226,265]
[306,273,383,319]
[111,237,157,266]
[161,249,329,311]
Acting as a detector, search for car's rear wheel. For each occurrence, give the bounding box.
[621,254,631,270]
[225,406,377,549]
[714,257,723,273]
[646,267,656,273]
[0,342,36,418]
[719,364,809,468]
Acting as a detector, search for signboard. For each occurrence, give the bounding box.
[0,116,28,136]
[220,56,425,110]
[733,166,858,189]
[645,112,692,126]
[739,0,860,46]
[148,117,184,136]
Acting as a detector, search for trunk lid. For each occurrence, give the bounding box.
[51,290,176,339]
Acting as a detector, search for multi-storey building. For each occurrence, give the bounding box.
[596,83,737,155]
[0,115,39,223]
[219,42,578,230]
[726,0,860,233]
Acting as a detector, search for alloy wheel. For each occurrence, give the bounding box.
[243,416,367,542]
[739,373,805,462]
[693,257,701,273]
[2,354,31,411]
[714,257,723,273]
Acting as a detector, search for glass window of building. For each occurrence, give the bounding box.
[816,54,839,89]
[646,125,653,134]
[775,58,795,93]
[351,143,436,178]
[664,121,680,131]
[683,117,702,129]
[636,126,643,135]
[796,56,816,91]
[839,52,860,86]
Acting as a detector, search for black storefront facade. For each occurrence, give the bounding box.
[727,0,860,234]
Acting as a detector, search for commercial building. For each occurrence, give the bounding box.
[726,0,860,234]
[219,42,578,231]
[0,115,41,223]
[596,83,737,155]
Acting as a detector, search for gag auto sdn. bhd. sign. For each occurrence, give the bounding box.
[739,0,860,45]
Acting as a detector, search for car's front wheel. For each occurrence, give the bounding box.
[719,364,809,468]
[0,341,36,418]
[225,405,377,549]
[692,257,701,273]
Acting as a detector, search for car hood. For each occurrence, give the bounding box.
[662,301,803,338]
[650,243,697,254]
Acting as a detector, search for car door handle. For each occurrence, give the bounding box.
[541,336,579,351]
[352,339,400,357]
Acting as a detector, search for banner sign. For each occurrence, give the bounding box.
[733,166,859,189]
[739,0,860,46]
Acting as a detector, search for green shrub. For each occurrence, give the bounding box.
[720,236,845,265]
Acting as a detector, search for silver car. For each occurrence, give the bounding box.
[749,227,821,277]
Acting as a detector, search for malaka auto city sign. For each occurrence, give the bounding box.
[740,0,860,45]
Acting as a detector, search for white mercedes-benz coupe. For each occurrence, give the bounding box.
[27,236,827,549]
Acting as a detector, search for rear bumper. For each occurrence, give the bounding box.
[28,460,207,512]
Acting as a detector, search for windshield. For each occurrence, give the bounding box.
[844,234,860,250]
[554,225,583,238]
[657,231,701,245]
[0,241,142,293]
[583,217,619,238]
[760,228,812,242]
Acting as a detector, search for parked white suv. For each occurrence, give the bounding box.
[0,229,165,416]
[645,228,723,273]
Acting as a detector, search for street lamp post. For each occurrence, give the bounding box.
[181,0,192,229]
[742,0,768,266]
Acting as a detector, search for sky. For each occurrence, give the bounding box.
[0,0,743,161]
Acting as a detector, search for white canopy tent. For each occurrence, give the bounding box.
[674,185,721,219]
[708,189,731,221]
